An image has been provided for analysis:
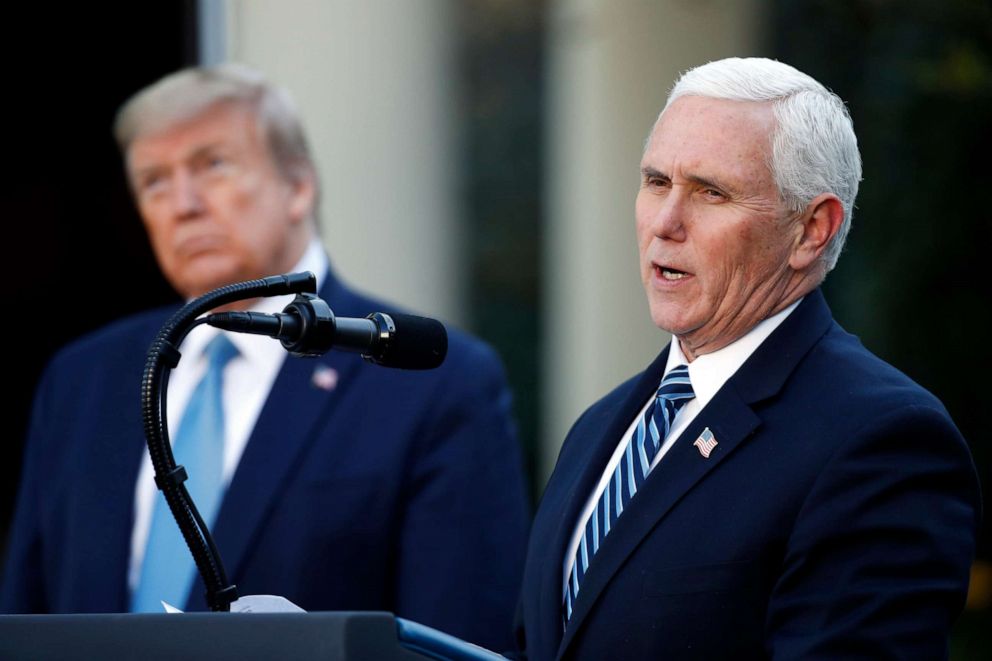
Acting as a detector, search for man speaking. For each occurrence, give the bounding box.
[1,64,529,651]
[517,57,979,659]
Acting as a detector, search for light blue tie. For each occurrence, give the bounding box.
[563,365,694,625]
[131,334,238,612]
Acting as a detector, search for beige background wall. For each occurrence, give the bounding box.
[201,0,464,326]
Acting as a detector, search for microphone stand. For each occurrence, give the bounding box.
[139,271,317,612]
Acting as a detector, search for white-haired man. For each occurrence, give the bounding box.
[0,65,530,651]
[516,57,978,659]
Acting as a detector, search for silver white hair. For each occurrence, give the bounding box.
[659,57,862,272]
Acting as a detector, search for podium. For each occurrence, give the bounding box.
[0,611,507,660]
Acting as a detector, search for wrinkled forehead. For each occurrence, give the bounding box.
[644,96,777,183]
[649,96,776,153]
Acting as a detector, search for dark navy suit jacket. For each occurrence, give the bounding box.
[1,271,531,651]
[517,290,979,660]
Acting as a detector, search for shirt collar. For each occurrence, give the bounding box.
[664,297,802,410]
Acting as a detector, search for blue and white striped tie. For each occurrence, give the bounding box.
[562,364,694,625]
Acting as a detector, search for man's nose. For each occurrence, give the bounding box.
[171,170,205,218]
[650,190,688,242]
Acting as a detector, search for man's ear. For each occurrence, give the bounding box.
[287,165,317,225]
[789,193,844,271]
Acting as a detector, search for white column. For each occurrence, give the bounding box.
[202,0,464,325]
[542,0,766,480]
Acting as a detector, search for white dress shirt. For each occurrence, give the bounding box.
[562,298,802,591]
[128,240,329,590]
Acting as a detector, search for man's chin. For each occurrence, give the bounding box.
[172,265,247,300]
[648,303,692,336]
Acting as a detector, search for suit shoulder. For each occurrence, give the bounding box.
[45,306,174,373]
[804,323,950,417]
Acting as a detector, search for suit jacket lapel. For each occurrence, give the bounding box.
[533,348,670,653]
[557,386,760,656]
[186,272,363,609]
[100,313,172,611]
[89,422,149,611]
[556,290,834,658]
[63,308,173,611]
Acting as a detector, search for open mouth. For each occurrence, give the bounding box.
[655,264,690,281]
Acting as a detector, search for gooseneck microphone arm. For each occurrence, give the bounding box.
[140,271,317,612]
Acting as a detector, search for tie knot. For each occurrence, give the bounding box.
[204,333,239,370]
[657,364,694,403]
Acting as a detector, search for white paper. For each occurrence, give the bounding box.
[229,595,307,613]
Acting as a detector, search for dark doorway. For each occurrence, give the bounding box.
[2,4,197,553]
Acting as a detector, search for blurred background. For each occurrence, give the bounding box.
[3,0,988,655]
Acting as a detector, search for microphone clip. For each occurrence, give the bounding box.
[279,293,335,357]
[277,294,397,361]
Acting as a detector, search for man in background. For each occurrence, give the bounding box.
[517,57,979,659]
[1,64,529,650]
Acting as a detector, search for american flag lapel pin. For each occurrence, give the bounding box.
[311,365,338,391]
[693,427,718,458]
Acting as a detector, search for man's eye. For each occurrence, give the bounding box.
[138,174,167,195]
[702,188,725,200]
[194,152,231,174]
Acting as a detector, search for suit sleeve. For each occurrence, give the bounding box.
[392,339,531,651]
[0,362,60,613]
[767,404,980,659]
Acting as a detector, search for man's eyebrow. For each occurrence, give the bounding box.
[686,173,725,190]
[129,163,166,181]
[641,166,741,196]
[686,173,741,196]
[189,142,230,158]
[640,166,668,179]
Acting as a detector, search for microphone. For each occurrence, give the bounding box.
[206,293,447,370]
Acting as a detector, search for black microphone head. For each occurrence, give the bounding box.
[375,313,447,369]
